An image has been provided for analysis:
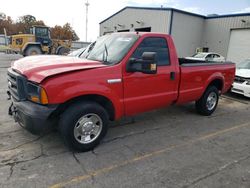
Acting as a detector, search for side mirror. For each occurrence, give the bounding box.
[126,52,157,74]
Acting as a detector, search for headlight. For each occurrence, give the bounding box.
[27,83,48,104]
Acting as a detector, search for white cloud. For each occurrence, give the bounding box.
[182,7,203,14]
[1,0,204,42]
[234,7,250,13]
[126,0,179,7]
[1,0,128,41]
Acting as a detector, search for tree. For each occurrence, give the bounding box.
[17,15,36,24]
[0,15,15,35]
[0,14,79,40]
[16,15,45,34]
[0,12,6,20]
[50,23,79,41]
[71,30,80,41]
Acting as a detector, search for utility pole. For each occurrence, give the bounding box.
[4,28,7,45]
[85,0,90,42]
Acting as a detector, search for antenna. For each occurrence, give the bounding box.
[85,0,90,42]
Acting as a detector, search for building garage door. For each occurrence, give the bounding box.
[227,29,250,64]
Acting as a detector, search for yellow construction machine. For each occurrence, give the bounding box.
[9,25,71,56]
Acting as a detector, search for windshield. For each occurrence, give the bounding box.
[237,59,250,69]
[36,27,49,38]
[80,34,139,64]
[192,53,207,58]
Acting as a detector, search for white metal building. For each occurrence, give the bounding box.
[99,7,250,63]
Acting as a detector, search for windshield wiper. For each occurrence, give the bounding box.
[84,42,96,59]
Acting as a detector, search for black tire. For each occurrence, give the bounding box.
[24,46,42,56]
[57,47,70,55]
[195,86,219,116]
[59,101,109,152]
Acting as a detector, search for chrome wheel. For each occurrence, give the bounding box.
[74,113,103,144]
[206,92,217,111]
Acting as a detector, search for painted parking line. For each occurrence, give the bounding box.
[49,122,250,188]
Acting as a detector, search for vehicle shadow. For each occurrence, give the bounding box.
[224,92,250,103]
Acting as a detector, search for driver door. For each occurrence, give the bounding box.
[123,37,179,116]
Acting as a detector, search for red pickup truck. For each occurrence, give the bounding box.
[7,32,235,151]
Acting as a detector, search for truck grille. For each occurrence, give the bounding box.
[7,68,27,101]
[234,76,246,84]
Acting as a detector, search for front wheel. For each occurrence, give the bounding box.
[24,46,42,56]
[195,86,219,116]
[59,101,109,152]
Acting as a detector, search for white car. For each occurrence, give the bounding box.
[186,52,225,62]
[231,59,250,98]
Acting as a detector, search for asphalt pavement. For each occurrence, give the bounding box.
[0,54,250,188]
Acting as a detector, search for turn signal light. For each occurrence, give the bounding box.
[40,88,49,104]
[30,96,40,103]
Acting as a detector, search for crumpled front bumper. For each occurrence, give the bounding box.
[8,97,58,135]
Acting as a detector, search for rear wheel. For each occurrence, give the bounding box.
[195,86,219,116]
[59,101,109,152]
[24,46,42,56]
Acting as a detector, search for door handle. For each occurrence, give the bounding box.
[170,72,175,80]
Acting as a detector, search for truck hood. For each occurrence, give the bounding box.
[236,68,250,78]
[12,55,107,83]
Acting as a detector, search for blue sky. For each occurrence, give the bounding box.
[180,0,250,14]
[1,0,250,41]
[127,0,250,15]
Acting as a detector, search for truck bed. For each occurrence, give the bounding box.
[177,58,235,104]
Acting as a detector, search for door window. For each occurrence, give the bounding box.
[213,54,220,58]
[206,54,214,60]
[131,37,170,66]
